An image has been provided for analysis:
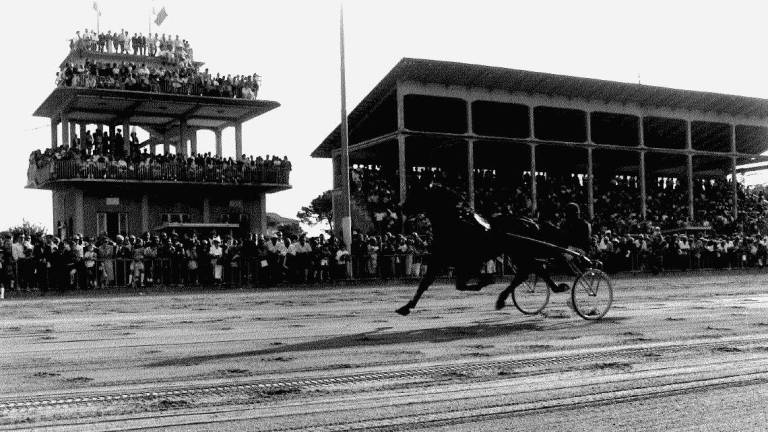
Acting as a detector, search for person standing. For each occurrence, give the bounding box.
[209,239,223,284]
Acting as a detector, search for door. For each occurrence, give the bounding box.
[107,213,119,238]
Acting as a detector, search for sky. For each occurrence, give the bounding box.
[1,0,768,232]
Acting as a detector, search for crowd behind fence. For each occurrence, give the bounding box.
[3,244,768,296]
[28,159,290,187]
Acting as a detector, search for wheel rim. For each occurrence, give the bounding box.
[512,273,550,314]
[571,269,613,320]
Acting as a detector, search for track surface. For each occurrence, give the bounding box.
[2,272,768,430]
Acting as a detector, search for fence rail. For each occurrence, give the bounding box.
[2,247,765,294]
[28,159,290,187]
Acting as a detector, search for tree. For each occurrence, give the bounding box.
[277,221,304,239]
[5,220,47,238]
[297,190,333,229]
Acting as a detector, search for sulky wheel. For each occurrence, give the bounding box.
[571,268,613,320]
[512,270,551,315]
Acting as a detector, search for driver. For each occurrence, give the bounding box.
[560,202,592,255]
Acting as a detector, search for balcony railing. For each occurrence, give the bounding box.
[28,159,290,187]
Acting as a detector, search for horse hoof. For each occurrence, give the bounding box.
[395,305,412,316]
[495,297,506,310]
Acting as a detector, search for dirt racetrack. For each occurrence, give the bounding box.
[1,271,768,431]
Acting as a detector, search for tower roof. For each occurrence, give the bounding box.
[35,87,279,134]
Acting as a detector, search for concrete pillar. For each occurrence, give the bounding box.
[202,197,210,223]
[109,124,116,138]
[258,192,267,234]
[79,123,86,140]
[215,130,223,157]
[685,120,694,223]
[639,151,647,219]
[467,139,475,209]
[72,188,84,236]
[732,157,738,220]
[731,125,738,220]
[179,120,187,157]
[163,142,170,154]
[398,134,406,204]
[586,147,594,220]
[687,153,694,223]
[235,122,243,160]
[50,117,58,148]
[122,119,130,155]
[638,115,647,219]
[190,129,198,155]
[61,114,70,149]
[141,194,149,232]
[530,144,537,215]
[466,100,474,209]
[69,123,77,146]
[529,105,535,138]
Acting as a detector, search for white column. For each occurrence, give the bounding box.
[530,144,537,215]
[586,147,594,220]
[639,151,647,219]
[467,139,475,209]
[190,129,198,155]
[466,100,474,209]
[50,117,58,149]
[398,134,406,204]
[72,188,84,236]
[638,116,647,219]
[203,197,210,223]
[61,114,70,149]
[686,121,694,222]
[215,129,223,157]
[687,153,694,222]
[141,194,149,232]
[179,120,187,157]
[235,122,243,160]
[731,124,738,220]
[122,119,130,156]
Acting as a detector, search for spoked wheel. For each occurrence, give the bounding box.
[512,270,551,315]
[571,268,613,320]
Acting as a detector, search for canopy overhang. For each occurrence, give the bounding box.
[35,87,279,134]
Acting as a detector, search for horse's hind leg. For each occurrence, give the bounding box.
[396,265,439,316]
[496,269,529,310]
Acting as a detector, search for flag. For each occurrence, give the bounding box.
[154,6,168,26]
[92,1,101,16]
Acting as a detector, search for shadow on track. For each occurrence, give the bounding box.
[147,321,542,367]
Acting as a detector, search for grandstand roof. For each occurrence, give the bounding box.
[35,87,279,134]
[312,57,768,158]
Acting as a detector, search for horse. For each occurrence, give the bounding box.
[395,185,565,316]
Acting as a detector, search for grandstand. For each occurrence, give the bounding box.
[28,34,290,240]
[312,58,768,235]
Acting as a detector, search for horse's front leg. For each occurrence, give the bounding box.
[396,265,439,316]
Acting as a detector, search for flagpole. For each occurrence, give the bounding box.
[339,3,353,277]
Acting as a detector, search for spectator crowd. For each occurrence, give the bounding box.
[60,29,261,99]
[0,228,433,295]
[28,128,291,187]
[70,28,194,63]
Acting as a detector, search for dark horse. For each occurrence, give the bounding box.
[395,185,564,316]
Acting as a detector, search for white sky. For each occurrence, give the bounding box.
[2,0,768,231]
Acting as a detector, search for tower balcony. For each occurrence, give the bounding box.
[28,158,291,193]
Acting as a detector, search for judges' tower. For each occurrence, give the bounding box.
[28,39,290,239]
